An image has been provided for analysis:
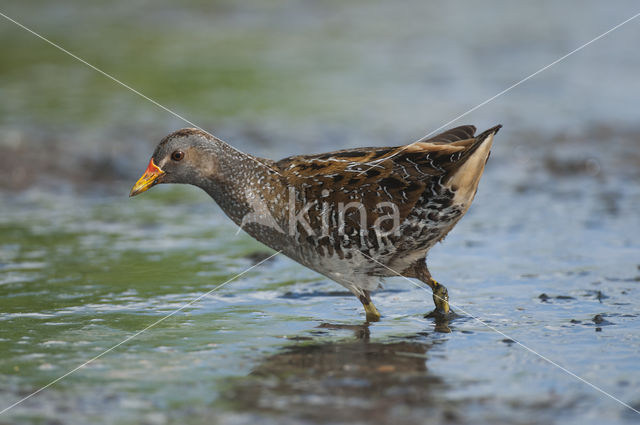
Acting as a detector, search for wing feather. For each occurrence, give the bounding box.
[274,125,500,227]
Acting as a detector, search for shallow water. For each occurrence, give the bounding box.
[1,134,639,424]
[1,0,640,424]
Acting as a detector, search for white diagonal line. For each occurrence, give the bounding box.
[0,9,285,415]
[356,10,640,174]
[3,4,639,417]
[0,10,281,177]
[0,250,281,416]
[360,251,640,416]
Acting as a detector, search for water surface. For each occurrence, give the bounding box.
[1,1,640,424]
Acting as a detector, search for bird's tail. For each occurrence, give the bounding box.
[444,124,501,205]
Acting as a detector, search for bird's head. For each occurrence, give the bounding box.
[129,128,221,197]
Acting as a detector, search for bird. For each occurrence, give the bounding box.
[130,124,501,322]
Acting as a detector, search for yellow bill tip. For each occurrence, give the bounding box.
[129,158,165,197]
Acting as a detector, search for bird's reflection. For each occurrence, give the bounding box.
[316,321,371,340]
[425,312,456,333]
[223,323,459,424]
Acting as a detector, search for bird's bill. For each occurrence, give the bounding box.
[129,159,165,197]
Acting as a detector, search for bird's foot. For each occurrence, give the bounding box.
[424,308,457,321]
[424,282,456,331]
[430,281,451,315]
[364,302,381,322]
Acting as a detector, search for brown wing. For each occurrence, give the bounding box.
[274,125,501,227]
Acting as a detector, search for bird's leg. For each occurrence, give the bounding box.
[357,290,381,322]
[413,260,451,317]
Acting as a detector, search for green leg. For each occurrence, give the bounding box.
[358,291,381,322]
[429,278,450,315]
[410,260,453,317]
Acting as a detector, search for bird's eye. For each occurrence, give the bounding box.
[171,151,184,161]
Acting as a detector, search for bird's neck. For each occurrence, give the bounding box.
[196,139,282,227]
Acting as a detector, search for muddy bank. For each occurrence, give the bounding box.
[1,123,639,193]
